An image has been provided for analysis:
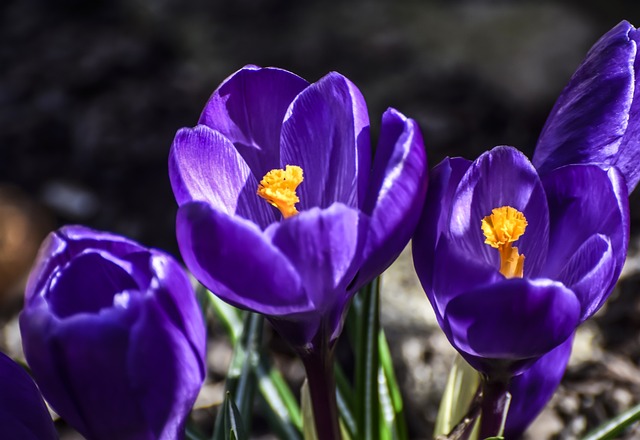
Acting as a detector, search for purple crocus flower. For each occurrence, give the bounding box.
[170,65,427,439]
[533,20,640,193]
[0,351,57,440]
[413,19,639,438]
[169,65,427,351]
[20,226,206,440]
[414,19,638,382]
[412,147,626,378]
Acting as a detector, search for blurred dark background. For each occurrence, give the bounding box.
[3,1,640,439]
[2,0,640,256]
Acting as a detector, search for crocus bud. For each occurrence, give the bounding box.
[0,351,57,440]
[20,226,206,440]
[533,20,640,193]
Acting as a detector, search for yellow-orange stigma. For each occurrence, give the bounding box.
[257,165,304,218]
[481,206,528,278]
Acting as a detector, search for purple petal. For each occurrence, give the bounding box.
[46,251,138,318]
[0,351,57,440]
[28,291,203,440]
[556,234,615,322]
[443,278,579,361]
[356,108,427,288]
[26,226,145,304]
[169,125,276,228]
[267,203,363,335]
[148,251,207,380]
[198,65,309,177]
[606,165,631,284]
[55,225,145,252]
[541,164,628,308]
[533,21,640,191]
[128,289,205,439]
[21,302,148,440]
[25,231,68,305]
[267,312,322,352]
[176,201,310,315]
[413,157,471,296]
[449,147,550,277]
[280,72,370,210]
[614,27,640,192]
[505,335,574,439]
[21,302,89,434]
[428,234,502,327]
[21,227,206,440]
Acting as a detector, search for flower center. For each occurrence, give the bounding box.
[481,206,527,278]
[257,165,304,218]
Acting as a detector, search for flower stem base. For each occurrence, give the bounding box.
[301,349,341,440]
[479,378,511,438]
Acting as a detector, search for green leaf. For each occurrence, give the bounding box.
[495,392,511,439]
[223,392,248,440]
[582,401,640,440]
[354,278,381,440]
[301,380,319,440]
[434,354,481,439]
[204,286,302,439]
[335,363,357,439]
[339,417,354,440]
[212,312,262,440]
[255,360,303,439]
[344,278,409,440]
[378,328,408,440]
[201,286,244,344]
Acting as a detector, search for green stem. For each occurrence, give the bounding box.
[354,277,380,440]
[582,401,640,440]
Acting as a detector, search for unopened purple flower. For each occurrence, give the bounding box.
[501,19,640,437]
[0,351,56,440]
[170,65,427,352]
[534,20,640,193]
[413,22,640,380]
[20,226,206,440]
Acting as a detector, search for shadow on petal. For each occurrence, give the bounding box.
[280,72,368,210]
[199,65,309,177]
[444,278,579,366]
[176,201,310,316]
[450,147,550,277]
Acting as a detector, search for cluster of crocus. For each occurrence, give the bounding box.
[413,19,640,438]
[19,226,207,440]
[10,18,639,440]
